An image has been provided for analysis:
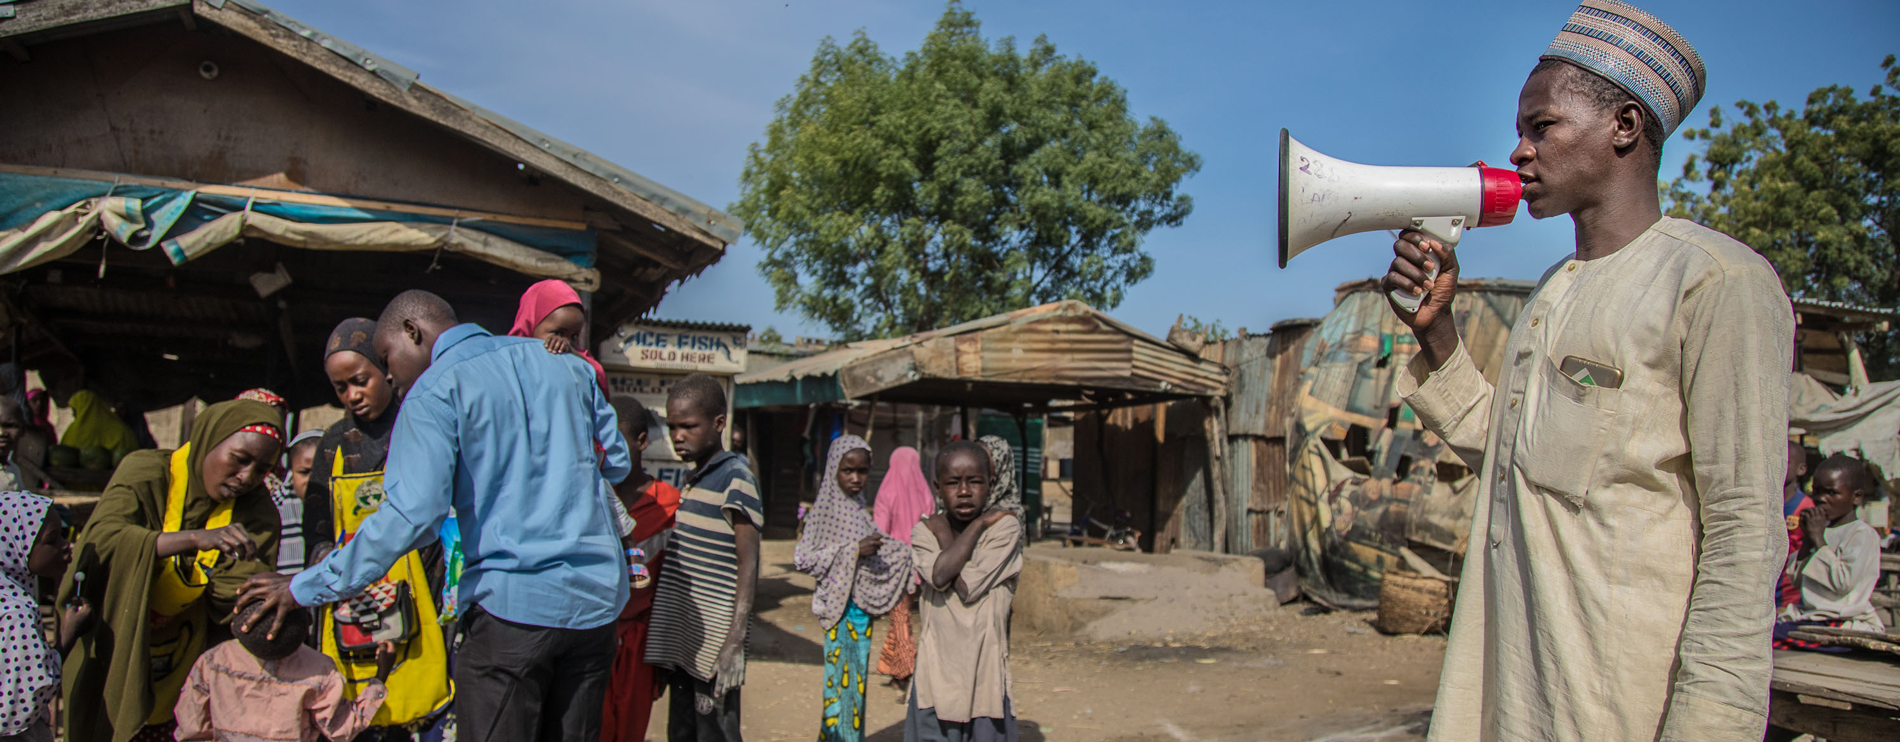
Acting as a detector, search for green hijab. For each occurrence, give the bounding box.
[58,400,284,742]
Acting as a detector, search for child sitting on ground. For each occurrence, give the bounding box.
[174,601,394,741]
[907,440,1024,742]
[1775,453,1887,649]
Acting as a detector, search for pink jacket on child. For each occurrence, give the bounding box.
[173,640,386,742]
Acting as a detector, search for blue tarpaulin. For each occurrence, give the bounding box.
[0,171,596,267]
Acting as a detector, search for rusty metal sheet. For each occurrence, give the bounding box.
[978,316,1130,383]
[1284,280,1530,606]
[837,348,918,400]
[738,300,1227,407]
[955,334,981,377]
[1133,342,1224,395]
[914,336,957,378]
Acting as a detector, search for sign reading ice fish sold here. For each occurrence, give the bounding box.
[599,321,750,489]
[597,323,749,374]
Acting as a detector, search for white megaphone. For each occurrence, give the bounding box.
[1278,129,1522,312]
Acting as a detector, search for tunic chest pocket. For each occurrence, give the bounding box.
[1513,356,1622,507]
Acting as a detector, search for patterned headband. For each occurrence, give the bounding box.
[237,388,286,407]
[1541,0,1707,139]
[238,423,284,446]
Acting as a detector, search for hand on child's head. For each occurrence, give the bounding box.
[234,600,310,661]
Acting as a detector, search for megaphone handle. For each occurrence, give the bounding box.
[1390,216,1465,313]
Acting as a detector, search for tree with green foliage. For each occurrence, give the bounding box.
[1667,55,1899,375]
[731,2,1201,341]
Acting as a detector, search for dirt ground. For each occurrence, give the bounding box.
[647,540,1446,742]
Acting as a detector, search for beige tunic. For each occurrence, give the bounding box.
[910,516,1022,723]
[1399,218,1792,742]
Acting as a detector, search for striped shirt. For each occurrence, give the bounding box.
[645,451,763,683]
[270,477,306,574]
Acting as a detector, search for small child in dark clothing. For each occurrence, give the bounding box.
[174,602,394,742]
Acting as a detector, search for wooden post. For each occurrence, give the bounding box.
[1838,331,1871,393]
[1213,399,1234,553]
[866,394,879,442]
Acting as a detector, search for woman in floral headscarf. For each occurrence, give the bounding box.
[978,437,1028,544]
[56,400,283,742]
[793,435,913,742]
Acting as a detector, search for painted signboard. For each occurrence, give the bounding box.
[597,323,749,374]
[606,370,734,491]
[600,321,749,490]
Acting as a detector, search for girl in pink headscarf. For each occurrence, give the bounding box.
[508,279,611,396]
[873,446,935,690]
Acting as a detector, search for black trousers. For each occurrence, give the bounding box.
[666,673,743,742]
[454,605,616,742]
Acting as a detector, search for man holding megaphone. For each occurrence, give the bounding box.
[1380,3,1793,741]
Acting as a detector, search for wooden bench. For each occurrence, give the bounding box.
[1769,649,1900,741]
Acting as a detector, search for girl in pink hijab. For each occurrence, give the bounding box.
[873,446,935,690]
[508,279,611,396]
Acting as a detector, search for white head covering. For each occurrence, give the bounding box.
[792,436,913,629]
[1,491,59,735]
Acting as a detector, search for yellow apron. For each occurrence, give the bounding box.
[319,452,454,726]
[146,445,224,725]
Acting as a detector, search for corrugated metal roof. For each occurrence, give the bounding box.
[630,317,752,334]
[1792,296,1896,320]
[736,300,1227,404]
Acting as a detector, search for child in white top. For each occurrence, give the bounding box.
[1779,454,1885,635]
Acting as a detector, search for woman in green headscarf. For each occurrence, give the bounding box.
[57,400,285,742]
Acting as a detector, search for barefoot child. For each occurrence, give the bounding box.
[647,374,761,742]
[1774,453,1886,648]
[907,441,1022,742]
[2,491,93,742]
[174,602,394,741]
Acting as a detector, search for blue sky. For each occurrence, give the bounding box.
[269,0,1898,340]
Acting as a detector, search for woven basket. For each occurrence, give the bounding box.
[1376,570,1455,635]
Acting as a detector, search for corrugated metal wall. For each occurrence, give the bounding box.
[1221,321,1318,555]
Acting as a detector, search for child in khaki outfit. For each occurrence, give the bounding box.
[905,441,1023,742]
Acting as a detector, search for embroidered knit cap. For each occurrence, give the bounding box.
[1541,0,1707,139]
